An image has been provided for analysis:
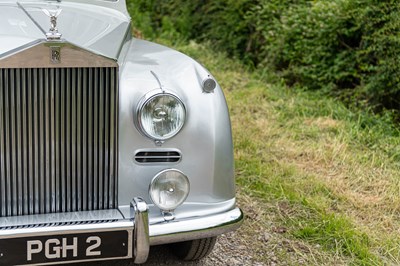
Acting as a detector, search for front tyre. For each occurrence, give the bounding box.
[171,237,217,261]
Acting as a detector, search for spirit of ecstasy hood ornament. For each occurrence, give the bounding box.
[42,8,62,40]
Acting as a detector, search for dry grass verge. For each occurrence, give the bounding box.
[154,40,400,265]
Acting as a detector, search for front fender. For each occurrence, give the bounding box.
[117,39,235,219]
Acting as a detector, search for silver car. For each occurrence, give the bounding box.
[0,0,243,264]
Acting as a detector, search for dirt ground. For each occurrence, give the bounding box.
[82,232,260,266]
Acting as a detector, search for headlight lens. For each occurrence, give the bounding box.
[149,169,190,211]
[138,93,186,140]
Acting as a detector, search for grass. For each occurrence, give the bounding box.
[142,38,400,265]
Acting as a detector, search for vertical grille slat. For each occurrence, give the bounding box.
[50,68,56,213]
[0,70,5,217]
[10,69,18,216]
[104,68,110,209]
[39,69,45,214]
[66,68,71,212]
[76,69,82,211]
[98,69,104,210]
[21,70,28,215]
[55,69,61,213]
[4,70,12,216]
[16,69,23,216]
[110,68,117,208]
[71,69,77,212]
[93,69,98,211]
[0,67,118,217]
[33,69,39,214]
[81,69,87,211]
[27,69,34,215]
[60,69,66,213]
[87,69,93,211]
[44,68,50,214]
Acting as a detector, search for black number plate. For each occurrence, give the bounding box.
[0,230,129,265]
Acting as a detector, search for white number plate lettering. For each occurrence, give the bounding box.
[0,231,129,265]
[26,236,102,261]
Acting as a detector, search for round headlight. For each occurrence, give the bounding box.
[137,92,186,140]
[149,169,190,211]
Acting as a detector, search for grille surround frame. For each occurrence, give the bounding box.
[0,67,119,217]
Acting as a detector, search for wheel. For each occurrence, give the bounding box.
[170,237,217,261]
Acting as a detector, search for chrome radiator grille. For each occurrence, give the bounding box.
[0,67,119,217]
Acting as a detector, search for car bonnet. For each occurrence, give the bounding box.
[0,1,130,60]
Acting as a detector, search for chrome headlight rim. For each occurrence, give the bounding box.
[149,169,190,212]
[136,90,186,141]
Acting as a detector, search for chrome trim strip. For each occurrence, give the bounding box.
[0,220,133,239]
[0,42,118,68]
[149,207,244,245]
[0,209,124,228]
[17,2,46,35]
[0,40,44,63]
[115,22,132,61]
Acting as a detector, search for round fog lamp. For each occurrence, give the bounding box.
[149,169,190,211]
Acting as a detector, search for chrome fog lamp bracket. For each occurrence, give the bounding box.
[162,211,176,222]
[130,197,150,264]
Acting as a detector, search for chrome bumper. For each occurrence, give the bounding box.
[0,198,243,264]
[132,198,244,263]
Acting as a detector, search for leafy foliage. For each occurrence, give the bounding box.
[127,0,400,115]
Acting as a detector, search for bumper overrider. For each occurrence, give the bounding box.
[0,198,243,265]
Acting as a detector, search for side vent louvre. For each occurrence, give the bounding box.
[134,151,181,164]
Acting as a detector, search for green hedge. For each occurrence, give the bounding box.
[127,0,400,114]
